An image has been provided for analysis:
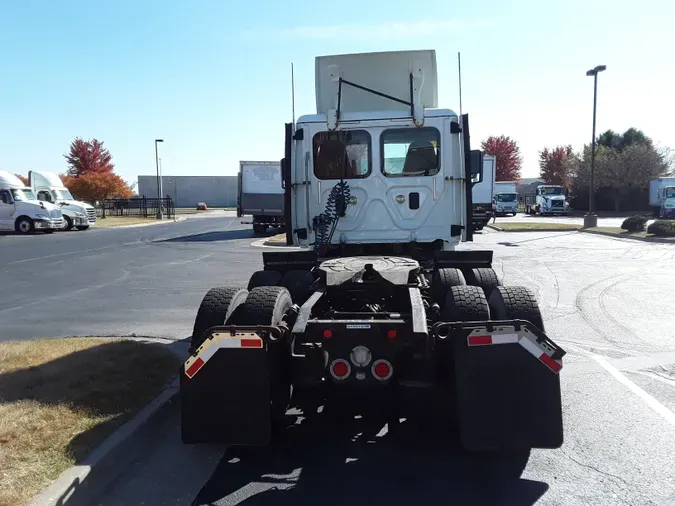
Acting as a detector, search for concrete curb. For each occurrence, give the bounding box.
[28,338,188,506]
[486,224,581,233]
[578,229,675,244]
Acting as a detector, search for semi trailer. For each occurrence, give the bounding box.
[238,160,285,235]
[649,177,675,218]
[180,50,565,452]
[471,155,495,230]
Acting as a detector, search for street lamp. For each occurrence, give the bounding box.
[583,65,606,229]
[155,139,164,219]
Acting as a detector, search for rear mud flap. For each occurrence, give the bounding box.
[452,338,563,451]
[180,347,271,446]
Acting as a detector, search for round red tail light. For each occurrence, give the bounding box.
[330,359,351,380]
[371,359,393,380]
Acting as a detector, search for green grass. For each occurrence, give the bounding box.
[491,222,581,232]
[96,216,170,227]
[0,338,180,506]
[265,233,287,245]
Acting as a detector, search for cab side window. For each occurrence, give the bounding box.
[37,191,52,202]
[381,127,441,177]
[0,190,11,204]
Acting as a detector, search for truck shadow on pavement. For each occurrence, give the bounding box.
[194,410,548,506]
[156,229,257,243]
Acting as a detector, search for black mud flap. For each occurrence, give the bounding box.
[180,347,272,446]
[452,335,564,451]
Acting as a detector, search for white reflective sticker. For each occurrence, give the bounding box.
[346,324,371,329]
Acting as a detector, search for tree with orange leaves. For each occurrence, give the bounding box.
[62,138,133,203]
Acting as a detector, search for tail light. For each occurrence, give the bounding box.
[371,359,393,381]
[329,359,351,380]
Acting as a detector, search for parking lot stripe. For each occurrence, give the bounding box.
[592,354,675,427]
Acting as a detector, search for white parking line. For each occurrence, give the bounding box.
[592,354,675,427]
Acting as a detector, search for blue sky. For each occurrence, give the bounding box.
[1,0,673,187]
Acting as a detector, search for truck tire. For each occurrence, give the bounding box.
[282,270,315,304]
[191,287,248,352]
[465,268,501,299]
[43,229,55,234]
[431,268,466,305]
[76,225,89,231]
[488,286,545,332]
[63,216,73,231]
[15,216,34,235]
[253,223,268,235]
[235,286,293,431]
[247,270,282,290]
[441,286,490,322]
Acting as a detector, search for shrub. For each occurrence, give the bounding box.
[621,215,648,232]
[646,220,675,237]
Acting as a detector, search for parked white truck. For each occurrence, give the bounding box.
[0,170,64,234]
[649,177,675,218]
[493,181,519,216]
[524,185,569,216]
[237,161,285,235]
[471,155,496,230]
[28,170,96,230]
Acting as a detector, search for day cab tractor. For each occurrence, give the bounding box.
[180,50,565,452]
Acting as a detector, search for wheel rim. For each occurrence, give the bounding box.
[19,221,30,232]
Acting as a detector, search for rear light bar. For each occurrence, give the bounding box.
[465,326,563,374]
[184,330,265,379]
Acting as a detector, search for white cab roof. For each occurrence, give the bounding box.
[29,170,65,188]
[0,170,27,189]
[315,50,438,114]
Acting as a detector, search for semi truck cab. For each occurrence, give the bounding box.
[0,171,64,234]
[28,171,96,230]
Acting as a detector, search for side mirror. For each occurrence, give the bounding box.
[469,150,484,184]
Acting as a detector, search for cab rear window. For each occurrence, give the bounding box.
[381,127,440,177]
[313,130,371,180]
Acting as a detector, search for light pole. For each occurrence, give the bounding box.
[583,65,606,229]
[155,139,164,219]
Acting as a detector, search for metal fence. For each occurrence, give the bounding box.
[97,196,175,218]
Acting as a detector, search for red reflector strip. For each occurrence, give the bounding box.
[468,335,492,346]
[240,338,262,348]
[539,352,562,373]
[185,357,205,379]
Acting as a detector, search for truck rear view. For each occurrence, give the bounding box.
[237,161,285,235]
[180,49,565,454]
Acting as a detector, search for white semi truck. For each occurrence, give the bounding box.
[180,49,565,453]
[28,170,97,230]
[237,161,285,235]
[471,155,496,230]
[0,170,64,234]
[524,185,569,216]
[493,181,519,216]
[649,177,675,218]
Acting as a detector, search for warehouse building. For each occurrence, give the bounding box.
[137,175,238,208]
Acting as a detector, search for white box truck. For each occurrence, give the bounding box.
[237,161,285,235]
[649,177,675,218]
[0,170,64,234]
[471,155,495,230]
[28,170,97,230]
[493,181,519,216]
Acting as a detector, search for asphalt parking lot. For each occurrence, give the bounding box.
[3,213,675,505]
